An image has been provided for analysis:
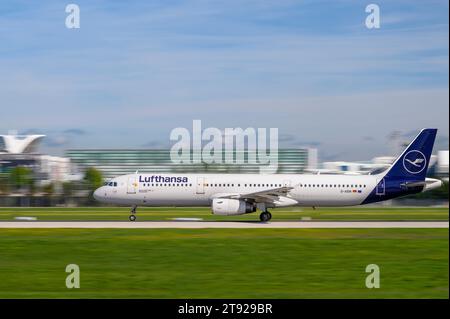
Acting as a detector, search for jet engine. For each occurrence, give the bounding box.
[211,198,256,216]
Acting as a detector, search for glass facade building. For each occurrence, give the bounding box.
[66,148,318,179]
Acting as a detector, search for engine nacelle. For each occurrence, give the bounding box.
[211,198,256,216]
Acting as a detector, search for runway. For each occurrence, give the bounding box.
[0,221,448,229]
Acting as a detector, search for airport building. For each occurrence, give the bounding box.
[322,154,444,176]
[321,157,395,175]
[66,148,318,179]
[0,132,73,184]
[437,150,449,180]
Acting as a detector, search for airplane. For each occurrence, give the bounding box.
[93,128,443,222]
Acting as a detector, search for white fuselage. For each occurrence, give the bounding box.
[92,128,443,217]
[94,173,380,208]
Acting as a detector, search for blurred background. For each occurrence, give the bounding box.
[0,131,447,206]
[0,1,448,207]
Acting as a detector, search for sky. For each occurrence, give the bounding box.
[0,0,448,161]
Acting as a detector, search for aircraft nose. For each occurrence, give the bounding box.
[93,187,102,201]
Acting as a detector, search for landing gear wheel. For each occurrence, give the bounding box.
[259,211,272,222]
[129,205,137,221]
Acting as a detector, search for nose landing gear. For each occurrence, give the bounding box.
[259,211,272,222]
[129,205,137,221]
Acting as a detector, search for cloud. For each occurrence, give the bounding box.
[43,135,69,147]
[11,128,87,149]
[141,140,169,148]
[0,0,447,159]
[278,134,296,143]
[435,135,449,150]
[63,129,87,136]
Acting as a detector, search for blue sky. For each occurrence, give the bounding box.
[0,0,448,160]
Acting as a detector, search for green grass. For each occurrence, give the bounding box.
[0,228,447,298]
[0,206,448,221]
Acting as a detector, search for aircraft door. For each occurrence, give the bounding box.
[127,175,138,194]
[376,178,385,196]
[196,177,205,194]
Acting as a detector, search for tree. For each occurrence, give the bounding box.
[42,183,54,196]
[84,167,103,203]
[9,167,33,192]
[62,181,75,197]
[0,173,10,194]
[62,181,76,206]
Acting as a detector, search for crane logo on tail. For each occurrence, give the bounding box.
[403,150,427,174]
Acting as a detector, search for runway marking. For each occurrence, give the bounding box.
[0,221,447,229]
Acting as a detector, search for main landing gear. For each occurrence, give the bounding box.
[129,205,137,221]
[259,211,272,222]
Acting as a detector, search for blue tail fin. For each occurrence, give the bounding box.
[384,128,437,180]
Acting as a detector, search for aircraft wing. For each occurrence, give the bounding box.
[216,186,294,203]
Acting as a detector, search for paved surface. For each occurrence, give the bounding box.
[0,221,448,228]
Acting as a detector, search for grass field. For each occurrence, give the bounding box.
[0,228,448,298]
[0,206,448,221]
[0,207,448,298]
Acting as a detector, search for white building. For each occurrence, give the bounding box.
[0,132,46,154]
[0,132,75,183]
[322,154,440,175]
[437,150,449,179]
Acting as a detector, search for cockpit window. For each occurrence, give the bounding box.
[104,181,118,187]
